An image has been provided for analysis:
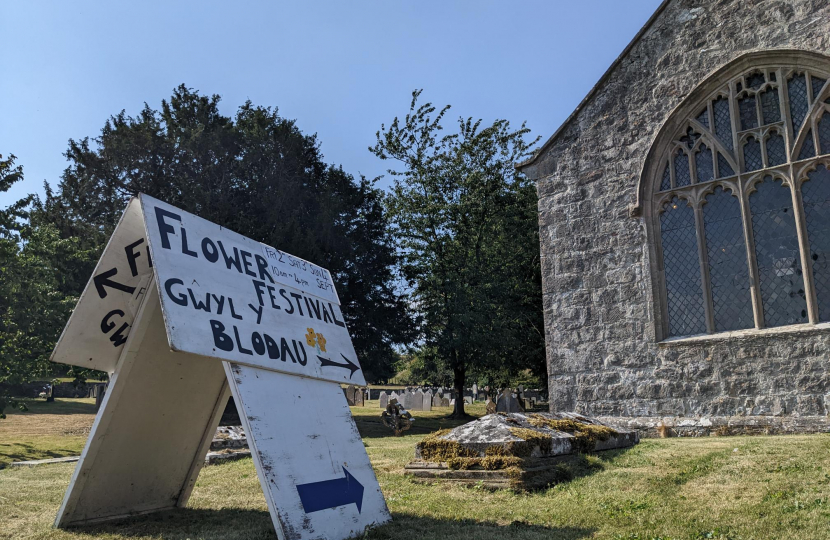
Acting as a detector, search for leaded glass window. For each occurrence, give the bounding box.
[743,137,762,171]
[798,130,816,160]
[765,132,786,166]
[749,177,807,327]
[819,112,830,155]
[802,165,830,321]
[739,96,758,130]
[695,144,714,183]
[674,149,691,187]
[717,153,734,178]
[696,108,709,129]
[713,97,733,150]
[703,187,754,331]
[660,198,706,336]
[747,72,765,90]
[812,77,826,101]
[652,63,830,339]
[760,87,781,125]
[788,73,809,136]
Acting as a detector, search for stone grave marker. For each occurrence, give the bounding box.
[353,387,365,407]
[422,391,432,411]
[496,389,521,413]
[485,398,496,414]
[379,392,389,409]
[343,385,356,406]
[441,397,450,407]
[412,390,425,411]
[432,393,442,408]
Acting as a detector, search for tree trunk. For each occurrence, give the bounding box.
[449,362,472,419]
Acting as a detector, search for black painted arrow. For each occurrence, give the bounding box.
[296,467,364,514]
[317,353,360,379]
[93,268,136,299]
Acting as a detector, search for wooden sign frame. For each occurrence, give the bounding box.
[51,195,390,540]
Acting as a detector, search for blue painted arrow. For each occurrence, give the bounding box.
[296,467,364,514]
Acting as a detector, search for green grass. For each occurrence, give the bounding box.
[2,401,830,539]
[0,398,96,467]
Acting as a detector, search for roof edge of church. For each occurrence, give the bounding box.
[516,0,673,172]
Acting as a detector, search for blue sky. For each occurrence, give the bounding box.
[0,1,662,207]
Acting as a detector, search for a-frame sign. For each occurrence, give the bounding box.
[50,194,391,540]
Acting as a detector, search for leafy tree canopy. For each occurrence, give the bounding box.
[371,91,545,417]
[19,85,413,384]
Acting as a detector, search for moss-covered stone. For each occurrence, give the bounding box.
[416,429,479,461]
[444,455,523,470]
[527,414,615,454]
[506,427,553,457]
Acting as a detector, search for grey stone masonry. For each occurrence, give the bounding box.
[519,0,830,429]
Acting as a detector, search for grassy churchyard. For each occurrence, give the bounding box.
[2,401,830,540]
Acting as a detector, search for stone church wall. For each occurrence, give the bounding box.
[521,0,830,431]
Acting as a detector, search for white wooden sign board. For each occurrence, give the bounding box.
[50,194,390,540]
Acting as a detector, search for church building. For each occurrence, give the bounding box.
[519,0,830,433]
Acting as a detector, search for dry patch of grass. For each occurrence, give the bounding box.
[0,398,96,466]
[2,400,830,539]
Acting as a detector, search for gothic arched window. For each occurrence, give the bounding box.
[644,54,830,339]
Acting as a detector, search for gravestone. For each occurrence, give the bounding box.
[406,412,640,490]
[422,391,432,411]
[472,383,478,399]
[496,389,521,413]
[390,391,400,405]
[485,398,496,414]
[432,394,442,408]
[401,391,413,410]
[94,386,107,412]
[353,388,365,407]
[464,396,473,405]
[412,390,425,411]
[379,392,389,409]
[343,385,356,406]
[441,397,450,407]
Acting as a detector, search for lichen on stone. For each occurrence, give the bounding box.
[416,429,479,461]
[506,427,553,457]
[527,414,615,454]
[445,455,522,470]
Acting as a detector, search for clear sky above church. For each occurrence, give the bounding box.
[0,0,662,206]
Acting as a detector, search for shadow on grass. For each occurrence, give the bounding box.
[71,507,593,540]
[0,442,81,467]
[6,398,97,416]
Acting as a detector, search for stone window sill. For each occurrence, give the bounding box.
[658,321,830,347]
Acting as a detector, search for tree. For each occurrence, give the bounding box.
[48,85,412,381]
[0,154,29,417]
[371,91,545,418]
[0,155,101,417]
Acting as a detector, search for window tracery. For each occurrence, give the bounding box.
[652,62,830,338]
